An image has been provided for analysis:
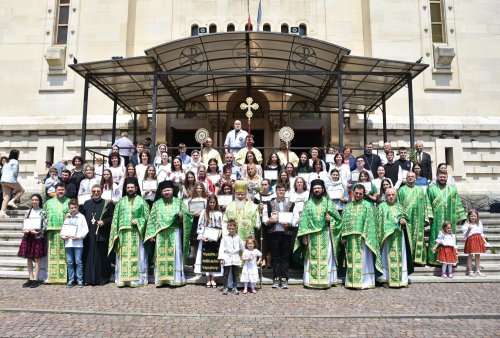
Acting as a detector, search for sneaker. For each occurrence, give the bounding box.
[29,280,40,288]
[250,289,257,294]
[469,271,476,277]
[280,279,289,289]
[448,273,454,279]
[242,289,248,294]
[8,201,19,209]
[476,271,487,277]
[232,287,240,295]
[222,287,228,295]
[0,210,8,218]
[77,282,84,288]
[272,279,280,288]
[22,280,32,288]
[66,281,75,288]
[440,273,447,279]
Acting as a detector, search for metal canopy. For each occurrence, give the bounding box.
[70,32,428,114]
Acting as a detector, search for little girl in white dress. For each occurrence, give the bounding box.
[240,236,262,294]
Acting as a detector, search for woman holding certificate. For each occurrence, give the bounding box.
[307,159,330,189]
[108,152,125,185]
[240,151,263,180]
[244,163,262,200]
[135,152,152,181]
[357,171,378,204]
[77,165,100,205]
[141,165,158,208]
[326,169,349,214]
[168,157,185,188]
[100,169,120,203]
[156,152,171,182]
[194,194,223,287]
[188,183,208,262]
[264,153,282,188]
[18,194,46,288]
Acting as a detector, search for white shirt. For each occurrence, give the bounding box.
[436,232,457,248]
[461,221,485,239]
[63,213,89,248]
[218,234,245,266]
[224,129,248,156]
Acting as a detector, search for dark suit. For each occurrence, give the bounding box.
[416,151,432,181]
[130,153,141,166]
[361,153,382,179]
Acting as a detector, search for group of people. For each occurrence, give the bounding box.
[7,122,489,291]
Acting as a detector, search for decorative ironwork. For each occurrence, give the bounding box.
[232,40,263,71]
[292,45,317,70]
[179,46,204,71]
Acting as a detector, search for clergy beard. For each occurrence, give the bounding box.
[127,192,136,198]
[312,191,323,200]
[235,200,245,207]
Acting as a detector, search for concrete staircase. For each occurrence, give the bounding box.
[1,208,500,283]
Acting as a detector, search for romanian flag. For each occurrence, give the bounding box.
[257,0,262,31]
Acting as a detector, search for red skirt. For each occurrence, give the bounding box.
[18,235,46,259]
[464,234,486,254]
[437,246,458,264]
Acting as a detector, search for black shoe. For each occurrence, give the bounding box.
[22,280,32,288]
[66,281,75,288]
[77,282,84,288]
[29,280,40,288]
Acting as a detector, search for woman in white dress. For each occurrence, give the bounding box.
[156,152,171,182]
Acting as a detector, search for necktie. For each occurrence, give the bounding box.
[418,153,421,163]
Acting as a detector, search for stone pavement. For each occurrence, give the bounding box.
[0,280,499,337]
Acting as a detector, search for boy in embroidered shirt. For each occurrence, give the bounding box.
[61,199,89,288]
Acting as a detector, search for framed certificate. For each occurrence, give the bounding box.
[328,189,343,200]
[230,173,237,180]
[78,193,91,205]
[208,174,220,183]
[60,222,77,237]
[188,200,206,213]
[217,195,233,206]
[362,182,372,193]
[325,154,335,164]
[351,172,360,182]
[22,218,42,232]
[202,227,221,242]
[295,202,304,214]
[264,170,278,180]
[142,180,158,191]
[278,212,293,224]
[102,190,112,201]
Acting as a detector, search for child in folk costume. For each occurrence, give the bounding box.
[462,210,488,277]
[18,194,47,288]
[432,221,458,278]
[241,236,262,294]
[195,194,223,287]
[218,220,245,295]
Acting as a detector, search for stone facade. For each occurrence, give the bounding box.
[0,1,499,193]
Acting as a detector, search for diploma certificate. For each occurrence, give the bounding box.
[188,200,206,213]
[78,193,91,205]
[102,190,112,201]
[351,172,360,182]
[362,182,372,193]
[325,154,335,164]
[328,189,343,200]
[264,170,278,180]
[60,222,78,237]
[202,227,221,242]
[142,180,158,191]
[278,212,293,224]
[297,172,309,180]
[217,195,233,206]
[22,218,42,232]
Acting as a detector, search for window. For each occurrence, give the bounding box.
[55,0,70,45]
[263,23,271,32]
[245,23,253,31]
[430,0,445,43]
[227,23,235,32]
[191,24,199,36]
[281,24,289,34]
[290,101,320,119]
[209,24,217,34]
[299,24,307,37]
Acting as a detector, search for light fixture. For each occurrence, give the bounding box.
[204,93,212,97]
[258,89,266,93]
[285,92,292,96]
[229,90,237,93]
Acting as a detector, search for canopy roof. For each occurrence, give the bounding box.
[70,32,428,114]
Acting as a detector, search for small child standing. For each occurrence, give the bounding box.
[241,236,262,294]
[432,221,458,278]
[218,220,244,295]
[44,168,60,198]
[462,210,488,277]
[61,199,89,288]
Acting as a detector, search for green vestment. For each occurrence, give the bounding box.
[398,184,429,265]
[341,199,382,289]
[426,183,467,266]
[296,196,341,289]
[223,201,260,240]
[377,201,413,287]
[144,197,193,286]
[44,197,70,284]
[108,195,150,282]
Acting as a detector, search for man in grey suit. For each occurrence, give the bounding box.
[415,141,432,182]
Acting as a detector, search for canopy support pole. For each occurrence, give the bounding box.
[363,111,368,148]
[337,75,344,148]
[151,72,158,154]
[407,74,415,147]
[382,94,387,143]
[111,95,118,145]
[80,74,90,161]
[133,112,138,143]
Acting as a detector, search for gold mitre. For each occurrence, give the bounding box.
[234,180,248,193]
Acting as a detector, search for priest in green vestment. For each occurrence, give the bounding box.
[296,179,341,289]
[145,180,193,287]
[108,178,150,287]
[341,184,382,289]
[223,180,260,239]
[426,173,467,266]
[397,172,430,265]
[44,183,70,284]
[377,188,413,288]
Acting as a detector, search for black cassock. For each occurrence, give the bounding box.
[81,198,115,285]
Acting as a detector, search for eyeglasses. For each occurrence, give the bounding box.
[91,190,101,193]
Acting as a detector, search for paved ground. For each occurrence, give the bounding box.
[0,280,499,337]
